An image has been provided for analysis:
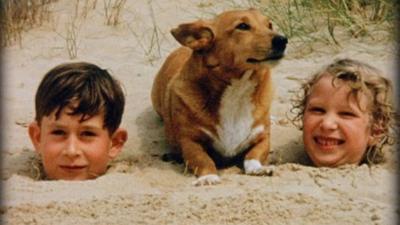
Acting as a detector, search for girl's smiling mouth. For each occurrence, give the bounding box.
[314,136,345,150]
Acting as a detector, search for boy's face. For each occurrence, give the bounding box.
[302,75,375,167]
[28,105,127,180]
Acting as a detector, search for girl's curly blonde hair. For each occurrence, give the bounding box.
[290,58,398,164]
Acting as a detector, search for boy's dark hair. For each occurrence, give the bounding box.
[35,62,125,134]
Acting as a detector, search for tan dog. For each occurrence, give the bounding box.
[151,9,287,185]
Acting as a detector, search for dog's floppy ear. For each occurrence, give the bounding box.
[171,20,214,51]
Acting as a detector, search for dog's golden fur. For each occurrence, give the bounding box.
[151,9,287,185]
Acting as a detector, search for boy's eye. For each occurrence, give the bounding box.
[51,129,66,136]
[81,131,97,137]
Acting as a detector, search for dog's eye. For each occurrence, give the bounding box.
[268,22,273,30]
[235,23,251,30]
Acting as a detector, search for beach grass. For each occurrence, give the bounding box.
[1,0,397,53]
[258,0,397,54]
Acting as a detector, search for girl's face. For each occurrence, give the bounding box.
[302,75,375,167]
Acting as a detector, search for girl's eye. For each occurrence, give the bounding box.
[81,131,97,137]
[308,107,325,113]
[236,23,251,30]
[51,129,66,136]
[340,111,357,117]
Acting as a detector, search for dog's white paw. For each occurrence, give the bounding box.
[244,159,274,176]
[192,174,221,186]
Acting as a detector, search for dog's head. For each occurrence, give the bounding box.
[171,9,287,70]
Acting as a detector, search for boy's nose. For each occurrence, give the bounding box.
[64,136,82,157]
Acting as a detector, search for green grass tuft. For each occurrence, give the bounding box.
[259,0,397,55]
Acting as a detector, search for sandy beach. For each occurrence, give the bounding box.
[1,0,398,224]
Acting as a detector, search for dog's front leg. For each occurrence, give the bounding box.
[180,137,221,186]
[243,135,274,176]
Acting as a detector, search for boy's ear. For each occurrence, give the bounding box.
[108,128,128,159]
[28,122,42,153]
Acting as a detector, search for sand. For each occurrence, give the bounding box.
[1,0,398,224]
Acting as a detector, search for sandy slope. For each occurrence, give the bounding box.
[1,0,398,224]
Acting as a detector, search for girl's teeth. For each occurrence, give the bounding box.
[317,138,340,146]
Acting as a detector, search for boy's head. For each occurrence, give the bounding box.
[28,62,127,180]
[291,58,397,166]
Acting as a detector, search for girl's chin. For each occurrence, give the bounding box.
[311,154,342,167]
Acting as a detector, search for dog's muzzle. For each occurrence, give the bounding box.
[247,35,288,63]
[267,35,288,60]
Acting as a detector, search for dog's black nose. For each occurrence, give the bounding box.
[272,35,288,51]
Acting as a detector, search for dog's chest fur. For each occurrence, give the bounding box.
[202,70,264,157]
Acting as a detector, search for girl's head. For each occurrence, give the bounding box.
[291,58,397,166]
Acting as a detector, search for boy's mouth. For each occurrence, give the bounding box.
[59,165,87,171]
[314,136,344,149]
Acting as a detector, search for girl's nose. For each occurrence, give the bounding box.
[63,136,82,157]
[320,114,338,131]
